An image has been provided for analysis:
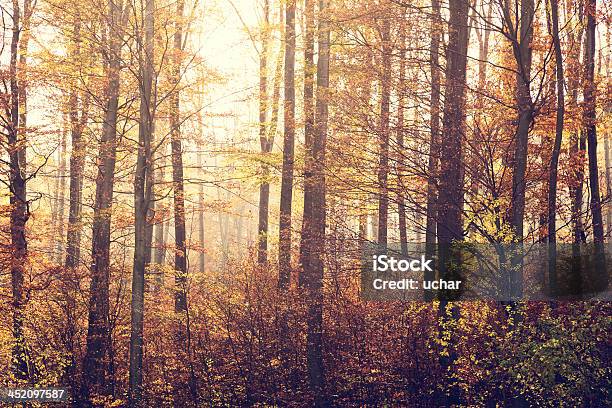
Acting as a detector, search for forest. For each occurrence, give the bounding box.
[0,0,610,406]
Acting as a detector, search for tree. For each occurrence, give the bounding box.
[506,0,534,240]
[424,0,441,300]
[65,12,90,271]
[55,128,67,263]
[128,0,156,402]
[170,0,188,315]
[605,28,612,236]
[153,149,167,268]
[436,0,470,403]
[547,0,565,294]
[299,0,315,280]
[504,0,535,298]
[567,0,586,279]
[583,0,606,286]
[376,6,391,248]
[397,14,408,256]
[197,145,206,274]
[5,0,31,381]
[301,0,330,404]
[278,0,296,288]
[82,0,126,399]
[256,0,277,266]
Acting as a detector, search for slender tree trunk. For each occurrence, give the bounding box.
[197,149,205,273]
[8,0,30,381]
[397,17,408,256]
[145,151,155,270]
[49,153,60,255]
[258,9,284,265]
[61,18,89,384]
[301,1,330,405]
[571,132,587,244]
[469,0,492,245]
[436,0,469,404]
[299,0,315,280]
[168,4,198,403]
[605,123,612,237]
[583,0,607,286]
[258,182,270,263]
[260,28,284,265]
[258,0,271,266]
[154,150,167,267]
[153,216,167,264]
[17,0,32,179]
[65,19,89,269]
[56,128,67,264]
[502,0,533,300]
[605,29,612,236]
[65,117,86,269]
[424,0,441,300]
[128,0,155,402]
[377,13,391,248]
[477,0,492,90]
[279,0,296,287]
[568,2,586,249]
[508,0,534,241]
[170,0,188,316]
[82,0,124,400]
[547,0,565,295]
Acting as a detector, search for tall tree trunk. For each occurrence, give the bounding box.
[425,0,441,293]
[154,150,167,267]
[197,149,205,273]
[49,151,60,256]
[301,0,330,405]
[65,14,89,269]
[17,0,32,179]
[377,12,391,248]
[397,17,408,256]
[547,0,565,295]
[257,0,272,265]
[56,128,67,264]
[171,3,188,314]
[8,0,30,381]
[257,5,283,266]
[436,0,469,403]
[605,122,612,236]
[583,0,607,286]
[508,0,534,241]
[82,0,124,400]
[299,0,315,278]
[568,1,586,260]
[571,132,587,244]
[61,14,89,384]
[472,0,491,207]
[605,29,612,236]
[168,3,198,404]
[279,0,296,288]
[476,0,492,90]
[128,0,155,402]
[503,0,534,299]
